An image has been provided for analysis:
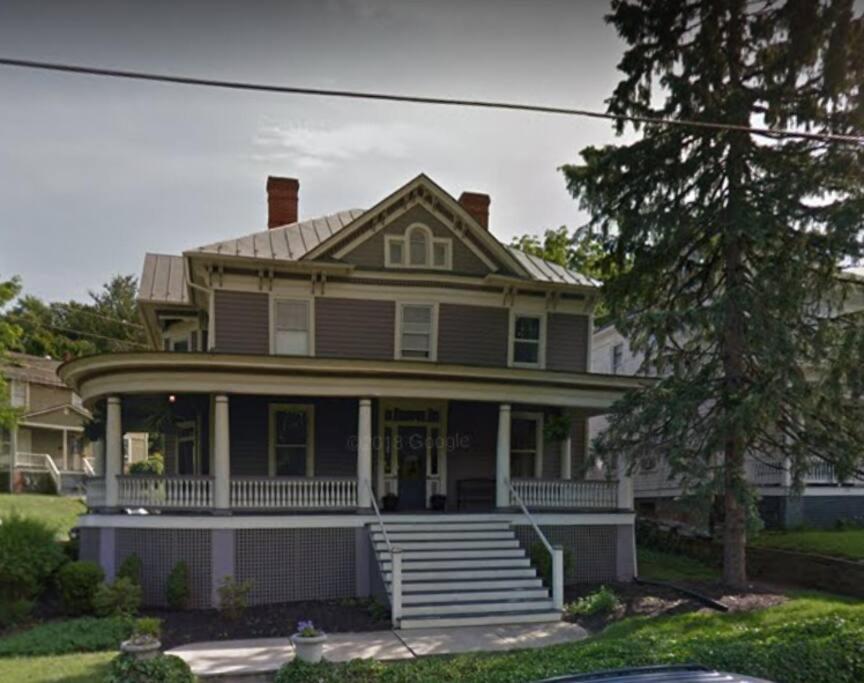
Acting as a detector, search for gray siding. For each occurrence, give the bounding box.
[446,401,498,510]
[316,298,395,360]
[339,205,491,276]
[546,313,589,373]
[214,290,269,354]
[438,303,508,367]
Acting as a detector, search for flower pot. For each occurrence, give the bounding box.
[120,637,161,661]
[292,633,327,663]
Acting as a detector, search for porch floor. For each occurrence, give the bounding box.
[167,622,588,678]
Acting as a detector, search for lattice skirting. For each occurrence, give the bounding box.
[116,528,213,608]
[514,524,620,584]
[235,528,356,606]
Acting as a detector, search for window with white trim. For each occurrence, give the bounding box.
[398,304,434,360]
[512,315,542,366]
[269,405,314,477]
[274,299,310,356]
[385,223,452,270]
[611,343,624,374]
[10,380,27,408]
[511,414,542,478]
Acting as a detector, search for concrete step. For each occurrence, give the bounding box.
[382,557,531,571]
[399,610,561,630]
[402,589,549,605]
[374,540,520,551]
[378,548,525,561]
[372,530,515,542]
[401,578,544,592]
[402,599,556,617]
[383,567,537,582]
[371,522,512,532]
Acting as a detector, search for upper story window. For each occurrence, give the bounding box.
[398,303,436,360]
[385,224,452,270]
[611,343,624,374]
[511,313,544,367]
[274,299,311,356]
[10,380,27,409]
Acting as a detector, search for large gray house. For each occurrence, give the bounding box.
[63,174,642,628]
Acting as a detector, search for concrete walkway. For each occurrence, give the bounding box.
[167,622,587,680]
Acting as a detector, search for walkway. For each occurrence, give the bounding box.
[167,622,588,680]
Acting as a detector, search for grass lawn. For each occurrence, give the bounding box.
[636,547,720,582]
[0,494,85,539]
[751,528,864,560]
[0,651,114,683]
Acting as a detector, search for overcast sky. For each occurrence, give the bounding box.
[0,0,629,302]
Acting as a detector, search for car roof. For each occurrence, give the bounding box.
[534,665,773,683]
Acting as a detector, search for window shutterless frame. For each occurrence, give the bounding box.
[270,295,315,356]
[384,223,452,270]
[510,411,544,478]
[395,301,438,361]
[268,403,315,477]
[507,310,546,369]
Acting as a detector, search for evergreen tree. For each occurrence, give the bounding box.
[564,0,864,585]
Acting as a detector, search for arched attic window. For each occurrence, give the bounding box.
[385,223,452,270]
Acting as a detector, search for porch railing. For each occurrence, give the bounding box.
[512,478,618,509]
[15,452,62,492]
[230,477,358,509]
[117,475,214,508]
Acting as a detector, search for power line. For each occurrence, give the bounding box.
[41,324,150,348]
[55,304,145,329]
[1,57,862,145]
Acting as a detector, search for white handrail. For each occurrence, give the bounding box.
[44,455,62,494]
[82,458,96,477]
[366,481,401,628]
[509,479,564,611]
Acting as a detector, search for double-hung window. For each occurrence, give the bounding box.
[274,299,311,356]
[512,314,542,366]
[10,380,27,408]
[511,413,542,478]
[270,405,314,477]
[399,303,434,360]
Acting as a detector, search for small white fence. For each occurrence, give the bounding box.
[117,475,214,509]
[512,478,618,509]
[231,477,358,510]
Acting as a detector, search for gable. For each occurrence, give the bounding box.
[21,405,88,429]
[337,205,493,276]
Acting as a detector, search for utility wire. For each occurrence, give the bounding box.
[41,324,150,348]
[55,304,145,329]
[1,57,862,145]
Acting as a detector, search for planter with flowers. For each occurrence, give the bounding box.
[120,617,162,661]
[291,620,327,663]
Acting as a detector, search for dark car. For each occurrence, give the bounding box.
[533,665,775,683]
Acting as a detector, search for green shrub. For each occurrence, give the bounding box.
[275,659,385,683]
[529,542,574,586]
[0,512,67,602]
[128,454,165,476]
[117,553,142,585]
[134,617,161,640]
[0,598,33,630]
[217,576,253,621]
[565,585,621,617]
[166,561,190,610]
[105,653,194,683]
[0,616,132,656]
[93,577,141,617]
[56,560,104,615]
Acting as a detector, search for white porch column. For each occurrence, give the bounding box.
[357,398,372,508]
[496,403,511,508]
[616,453,633,510]
[105,396,122,507]
[214,395,230,511]
[61,428,69,471]
[560,434,573,480]
[781,455,792,488]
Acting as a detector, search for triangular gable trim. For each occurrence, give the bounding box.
[21,402,91,422]
[301,174,530,277]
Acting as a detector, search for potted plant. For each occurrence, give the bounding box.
[382,493,399,512]
[429,493,446,511]
[120,617,162,661]
[292,619,327,663]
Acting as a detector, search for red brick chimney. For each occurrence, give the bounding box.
[267,176,299,228]
[458,191,490,230]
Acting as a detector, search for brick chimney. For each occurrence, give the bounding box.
[267,176,299,228]
[458,191,490,230]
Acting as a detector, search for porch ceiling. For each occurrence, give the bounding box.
[59,352,648,411]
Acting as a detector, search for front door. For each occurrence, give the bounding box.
[397,425,427,510]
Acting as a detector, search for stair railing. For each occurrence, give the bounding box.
[82,458,96,477]
[44,455,62,494]
[509,479,564,610]
[366,481,402,628]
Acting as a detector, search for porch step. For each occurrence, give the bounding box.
[399,611,562,630]
[368,516,561,630]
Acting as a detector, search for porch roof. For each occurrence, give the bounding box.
[59,352,648,411]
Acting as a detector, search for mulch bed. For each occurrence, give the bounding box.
[563,580,787,634]
[147,598,391,650]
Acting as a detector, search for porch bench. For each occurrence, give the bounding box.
[457,478,495,511]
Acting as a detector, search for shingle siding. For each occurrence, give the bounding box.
[315,298,395,360]
[213,290,269,354]
[438,303,508,367]
[546,313,589,372]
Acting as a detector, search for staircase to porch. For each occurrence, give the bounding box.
[370,516,562,629]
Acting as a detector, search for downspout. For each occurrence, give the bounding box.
[184,256,215,350]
